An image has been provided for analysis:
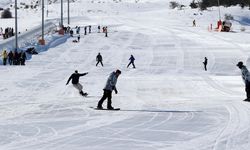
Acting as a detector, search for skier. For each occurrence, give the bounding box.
[203,57,207,71]
[98,25,101,33]
[84,26,87,35]
[193,19,196,27]
[105,26,108,37]
[127,54,136,68]
[89,25,91,33]
[96,52,103,67]
[77,35,80,42]
[76,26,80,34]
[66,70,88,96]
[97,69,121,110]
[237,61,250,101]
[69,29,73,37]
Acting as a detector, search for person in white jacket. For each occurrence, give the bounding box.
[97,69,121,109]
[237,61,250,101]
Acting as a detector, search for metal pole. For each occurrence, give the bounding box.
[42,0,44,41]
[46,0,48,17]
[68,0,70,25]
[217,0,221,20]
[15,0,18,49]
[61,0,63,27]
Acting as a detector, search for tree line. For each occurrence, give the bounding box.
[190,0,250,10]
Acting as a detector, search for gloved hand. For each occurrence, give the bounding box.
[114,89,118,94]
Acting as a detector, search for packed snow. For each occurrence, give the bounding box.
[0,0,250,150]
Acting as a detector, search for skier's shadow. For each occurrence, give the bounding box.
[119,109,201,113]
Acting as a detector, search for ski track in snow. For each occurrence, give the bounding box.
[1,0,250,150]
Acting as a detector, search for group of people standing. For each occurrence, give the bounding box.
[1,50,27,65]
[0,27,15,39]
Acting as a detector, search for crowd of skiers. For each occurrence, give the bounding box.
[69,25,109,43]
[0,27,15,39]
[1,50,27,65]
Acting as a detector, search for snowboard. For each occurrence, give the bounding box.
[90,107,120,111]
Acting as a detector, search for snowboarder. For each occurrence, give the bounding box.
[66,70,88,96]
[237,61,250,101]
[97,69,121,110]
[203,57,207,71]
[127,54,136,68]
[96,52,103,67]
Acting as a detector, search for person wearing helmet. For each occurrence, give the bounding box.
[237,61,250,101]
[66,70,88,97]
[97,69,121,110]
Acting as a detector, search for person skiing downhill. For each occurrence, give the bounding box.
[96,52,103,67]
[66,70,88,96]
[203,57,208,71]
[127,55,136,68]
[97,69,121,110]
[237,61,250,101]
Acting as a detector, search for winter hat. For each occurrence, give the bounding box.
[237,61,243,67]
[116,69,121,74]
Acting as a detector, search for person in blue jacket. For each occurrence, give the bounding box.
[97,69,121,109]
[237,61,250,101]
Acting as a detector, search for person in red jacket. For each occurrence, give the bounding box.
[66,70,88,96]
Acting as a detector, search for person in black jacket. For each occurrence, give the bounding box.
[203,57,208,71]
[66,70,88,96]
[20,50,27,65]
[8,51,13,65]
[96,52,103,67]
[127,55,136,68]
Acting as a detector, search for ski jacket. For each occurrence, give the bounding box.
[240,66,250,85]
[96,54,102,61]
[129,56,135,62]
[2,51,8,59]
[8,52,13,59]
[67,72,88,85]
[104,72,118,91]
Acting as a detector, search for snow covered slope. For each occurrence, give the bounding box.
[0,0,250,150]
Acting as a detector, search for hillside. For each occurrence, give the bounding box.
[0,0,250,150]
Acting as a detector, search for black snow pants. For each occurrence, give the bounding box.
[98,90,112,108]
[245,82,250,99]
